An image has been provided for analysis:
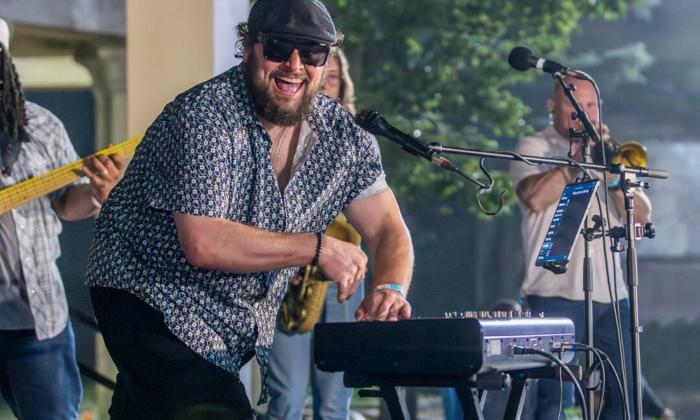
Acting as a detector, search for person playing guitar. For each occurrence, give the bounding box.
[0,18,123,419]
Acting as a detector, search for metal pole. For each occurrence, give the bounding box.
[623,178,643,420]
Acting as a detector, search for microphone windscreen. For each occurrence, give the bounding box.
[355,109,383,135]
[508,46,533,72]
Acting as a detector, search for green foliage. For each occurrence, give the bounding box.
[325,0,636,215]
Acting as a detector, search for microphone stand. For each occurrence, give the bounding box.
[621,172,646,420]
[364,100,665,419]
[424,146,667,180]
[427,143,666,420]
[553,72,599,420]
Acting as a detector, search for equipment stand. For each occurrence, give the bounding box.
[556,72,599,420]
[410,91,667,419]
[347,366,582,420]
[582,214,597,420]
[623,174,644,419]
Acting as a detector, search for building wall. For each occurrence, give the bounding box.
[1,0,124,35]
[127,0,213,136]
[126,0,248,137]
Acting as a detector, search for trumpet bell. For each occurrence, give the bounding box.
[612,141,647,168]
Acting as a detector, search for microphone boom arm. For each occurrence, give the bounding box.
[427,143,669,179]
[356,109,668,217]
[552,71,601,144]
[356,110,505,214]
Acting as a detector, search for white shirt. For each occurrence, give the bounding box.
[0,102,87,338]
[509,126,627,303]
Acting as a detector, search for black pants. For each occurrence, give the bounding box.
[90,287,254,420]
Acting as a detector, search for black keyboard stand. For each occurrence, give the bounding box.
[345,365,582,420]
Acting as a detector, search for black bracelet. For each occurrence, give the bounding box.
[311,232,323,266]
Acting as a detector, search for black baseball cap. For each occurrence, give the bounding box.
[248,0,337,45]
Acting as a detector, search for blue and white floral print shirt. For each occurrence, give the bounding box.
[86,64,384,402]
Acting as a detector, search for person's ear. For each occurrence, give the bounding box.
[0,18,10,51]
[242,36,255,63]
[546,98,555,114]
[243,45,251,63]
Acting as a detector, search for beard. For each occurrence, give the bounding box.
[244,57,324,126]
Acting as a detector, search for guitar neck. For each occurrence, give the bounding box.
[0,137,142,214]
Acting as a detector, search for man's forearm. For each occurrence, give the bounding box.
[365,222,414,292]
[174,213,318,273]
[517,167,575,213]
[52,184,100,221]
[610,188,652,225]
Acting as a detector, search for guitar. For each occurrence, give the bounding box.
[0,136,142,214]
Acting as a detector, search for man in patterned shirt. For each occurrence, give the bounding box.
[86,0,414,418]
[0,18,123,420]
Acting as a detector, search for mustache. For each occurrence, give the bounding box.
[271,69,309,82]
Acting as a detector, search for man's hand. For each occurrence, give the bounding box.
[600,122,611,142]
[355,289,411,321]
[317,236,368,303]
[53,151,125,221]
[289,273,303,286]
[569,122,610,160]
[81,152,125,203]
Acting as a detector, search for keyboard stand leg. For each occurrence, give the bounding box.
[479,390,488,411]
[455,384,485,420]
[380,385,411,420]
[503,378,527,420]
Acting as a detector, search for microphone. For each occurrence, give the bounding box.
[355,110,457,170]
[508,46,580,77]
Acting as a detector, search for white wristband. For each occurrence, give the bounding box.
[373,283,406,299]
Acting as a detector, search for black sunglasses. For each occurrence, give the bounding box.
[258,34,331,67]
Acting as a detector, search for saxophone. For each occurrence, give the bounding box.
[278,213,362,333]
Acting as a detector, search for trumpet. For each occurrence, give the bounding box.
[277,213,362,333]
[593,139,648,168]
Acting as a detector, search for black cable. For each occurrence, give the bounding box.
[506,127,629,420]
[581,75,631,420]
[601,350,629,420]
[557,343,629,420]
[594,349,607,420]
[499,75,633,417]
[444,159,505,215]
[584,348,607,420]
[593,190,631,419]
[566,345,607,420]
[456,149,593,216]
[575,74,631,420]
[557,367,564,420]
[495,150,593,179]
[512,346,589,420]
[517,133,632,420]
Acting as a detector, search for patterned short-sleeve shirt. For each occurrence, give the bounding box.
[86,64,383,402]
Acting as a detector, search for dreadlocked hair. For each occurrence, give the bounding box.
[0,41,28,144]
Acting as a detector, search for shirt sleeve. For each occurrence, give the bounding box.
[353,134,388,200]
[44,111,87,203]
[146,106,234,219]
[348,132,386,204]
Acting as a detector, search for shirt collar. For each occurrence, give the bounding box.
[543,125,562,140]
[231,64,261,130]
[233,63,334,143]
